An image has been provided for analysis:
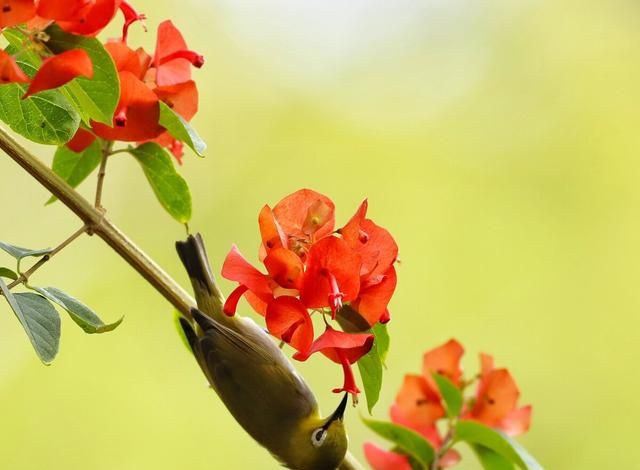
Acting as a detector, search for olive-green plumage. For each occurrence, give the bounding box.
[176,234,348,470]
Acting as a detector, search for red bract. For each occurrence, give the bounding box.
[0,0,36,27]
[0,50,29,84]
[294,327,373,395]
[464,353,532,435]
[66,127,96,153]
[23,49,93,99]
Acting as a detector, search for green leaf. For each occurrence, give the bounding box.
[0,241,53,261]
[129,143,192,223]
[372,322,390,364]
[362,418,435,468]
[0,83,80,144]
[472,445,516,470]
[432,373,463,417]
[158,102,206,156]
[45,24,120,125]
[358,346,383,414]
[32,286,122,334]
[0,279,60,364]
[47,139,102,204]
[0,267,18,280]
[455,421,544,470]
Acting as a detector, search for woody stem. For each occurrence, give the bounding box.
[0,125,365,470]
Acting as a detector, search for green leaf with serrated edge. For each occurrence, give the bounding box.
[129,143,192,223]
[362,418,435,468]
[372,322,390,364]
[432,373,463,418]
[0,241,53,260]
[0,267,18,280]
[0,279,60,364]
[472,445,516,470]
[158,102,206,156]
[455,421,544,470]
[32,286,122,334]
[45,24,120,125]
[46,139,102,204]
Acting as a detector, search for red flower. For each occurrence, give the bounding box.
[0,50,30,84]
[294,327,373,395]
[364,443,412,470]
[300,236,361,317]
[23,49,93,99]
[464,353,532,436]
[152,20,204,87]
[390,374,444,435]
[91,70,162,141]
[0,0,36,28]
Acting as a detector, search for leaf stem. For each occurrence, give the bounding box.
[6,224,87,290]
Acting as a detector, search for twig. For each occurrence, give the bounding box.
[94,141,112,209]
[6,224,87,290]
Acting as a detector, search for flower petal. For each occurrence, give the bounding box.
[498,405,532,436]
[153,20,192,86]
[24,49,93,99]
[364,443,412,470]
[258,204,287,254]
[0,50,30,84]
[154,79,198,121]
[272,188,335,240]
[470,368,520,425]
[390,374,444,433]
[0,0,36,27]
[66,127,96,153]
[350,266,397,325]
[220,245,272,301]
[263,247,304,291]
[422,338,465,386]
[300,236,361,309]
[265,296,313,352]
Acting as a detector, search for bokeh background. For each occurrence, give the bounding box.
[1,0,638,468]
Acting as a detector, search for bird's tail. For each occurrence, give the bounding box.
[176,234,226,321]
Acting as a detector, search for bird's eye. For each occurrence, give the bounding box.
[311,428,327,448]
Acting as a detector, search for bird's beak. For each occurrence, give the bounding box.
[325,393,349,427]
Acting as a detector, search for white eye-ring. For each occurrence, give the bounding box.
[311,428,327,448]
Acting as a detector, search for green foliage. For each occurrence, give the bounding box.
[47,139,103,204]
[0,279,60,364]
[473,445,516,470]
[362,418,435,468]
[158,102,207,156]
[129,143,192,223]
[432,373,463,417]
[357,323,390,413]
[46,24,120,125]
[0,241,53,261]
[33,286,122,334]
[0,267,18,280]
[455,421,543,470]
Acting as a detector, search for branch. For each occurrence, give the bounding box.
[0,125,364,470]
[0,126,195,318]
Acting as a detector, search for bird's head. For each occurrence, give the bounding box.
[288,393,349,470]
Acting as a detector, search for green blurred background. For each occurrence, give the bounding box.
[1,0,638,468]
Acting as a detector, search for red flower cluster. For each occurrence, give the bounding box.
[0,1,202,162]
[221,189,398,397]
[365,339,532,469]
[89,20,203,161]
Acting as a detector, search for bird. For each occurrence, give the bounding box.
[176,234,349,470]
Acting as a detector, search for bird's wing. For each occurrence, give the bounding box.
[192,310,318,451]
